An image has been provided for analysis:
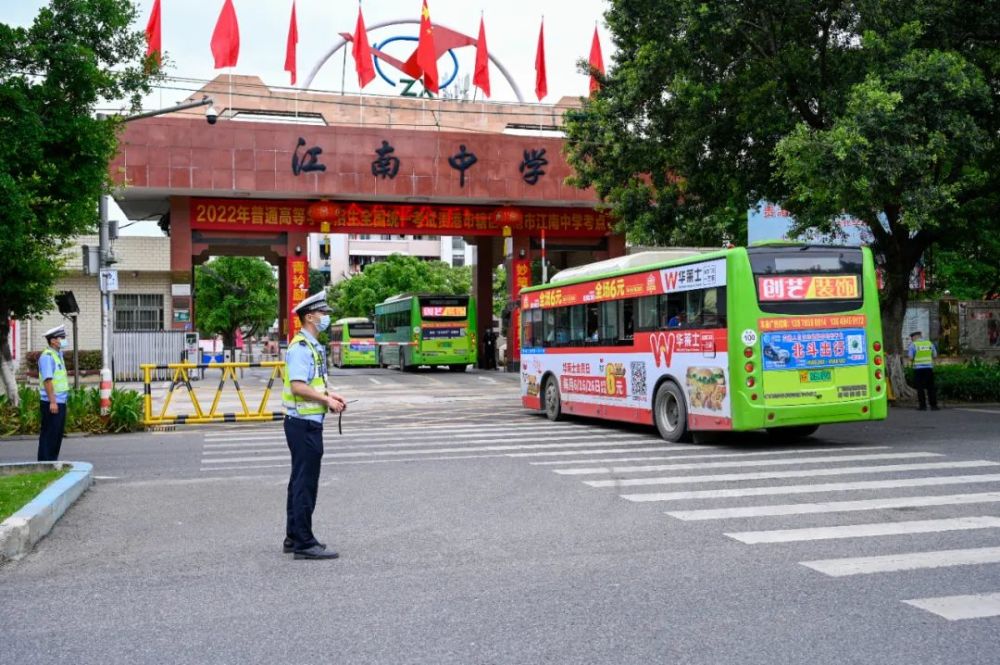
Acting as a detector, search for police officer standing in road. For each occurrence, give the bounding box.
[908,330,939,411]
[37,325,70,461]
[281,292,347,560]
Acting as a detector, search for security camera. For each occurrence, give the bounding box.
[206,106,219,125]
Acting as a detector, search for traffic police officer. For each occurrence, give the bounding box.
[908,330,939,411]
[38,324,70,461]
[281,292,347,560]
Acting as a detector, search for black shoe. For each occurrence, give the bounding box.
[283,539,326,553]
[293,545,339,560]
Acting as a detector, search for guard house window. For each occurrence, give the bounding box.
[114,294,164,331]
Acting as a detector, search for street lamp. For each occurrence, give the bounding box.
[96,96,214,409]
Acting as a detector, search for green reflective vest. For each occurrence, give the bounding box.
[40,348,69,395]
[282,333,328,416]
[911,339,935,368]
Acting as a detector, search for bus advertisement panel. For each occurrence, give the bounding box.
[520,245,887,442]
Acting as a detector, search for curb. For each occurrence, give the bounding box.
[0,461,94,563]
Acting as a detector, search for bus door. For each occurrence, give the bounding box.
[749,247,870,406]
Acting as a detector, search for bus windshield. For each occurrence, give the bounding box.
[347,323,375,338]
[419,296,469,321]
[749,246,864,315]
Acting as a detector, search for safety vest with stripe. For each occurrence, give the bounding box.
[39,348,69,396]
[911,339,935,368]
[282,333,327,416]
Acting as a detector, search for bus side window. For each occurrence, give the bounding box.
[660,293,685,329]
[636,295,658,331]
[543,309,556,347]
[554,307,570,345]
[570,305,586,343]
[620,299,635,343]
[532,308,543,347]
[585,303,600,343]
[599,300,619,344]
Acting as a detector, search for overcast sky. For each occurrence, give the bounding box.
[5,1,614,233]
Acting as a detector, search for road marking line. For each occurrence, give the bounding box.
[665,491,1000,521]
[203,428,640,447]
[585,461,998,488]
[368,377,382,384]
[726,516,1000,544]
[477,376,498,384]
[202,432,647,454]
[801,546,1000,577]
[554,452,941,476]
[201,438,670,464]
[623,473,1000,502]
[955,408,1000,415]
[902,592,1000,620]
[203,422,593,441]
[533,446,890,466]
[508,446,692,458]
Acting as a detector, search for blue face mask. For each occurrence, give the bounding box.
[317,314,331,332]
[58,338,69,349]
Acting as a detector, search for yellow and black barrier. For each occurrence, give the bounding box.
[141,361,286,426]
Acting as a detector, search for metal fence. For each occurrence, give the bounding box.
[112,331,186,381]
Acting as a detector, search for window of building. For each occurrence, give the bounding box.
[452,254,465,267]
[452,237,465,250]
[114,294,164,331]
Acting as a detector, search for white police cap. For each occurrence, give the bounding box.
[43,324,67,339]
[293,291,331,315]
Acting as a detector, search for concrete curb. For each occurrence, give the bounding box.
[0,461,93,563]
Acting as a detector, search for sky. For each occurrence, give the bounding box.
[4,1,614,234]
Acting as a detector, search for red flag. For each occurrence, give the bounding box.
[210,0,240,69]
[416,0,439,94]
[284,1,297,85]
[535,19,547,101]
[588,27,605,95]
[144,0,162,66]
[473,16,490,98]
[352,6,376,88]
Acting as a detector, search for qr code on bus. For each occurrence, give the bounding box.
[630,361,647,399]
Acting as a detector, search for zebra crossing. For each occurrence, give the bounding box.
[539,438,1000,622]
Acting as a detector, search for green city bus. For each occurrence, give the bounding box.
[519,243,888,441]
[374,294,478,372]
[329,317,378,368]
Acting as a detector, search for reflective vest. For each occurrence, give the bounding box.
[282,333,327,417]
[40,348,69,396]
[911,339,935,368]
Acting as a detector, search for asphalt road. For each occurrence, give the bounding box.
[2,368,999,664]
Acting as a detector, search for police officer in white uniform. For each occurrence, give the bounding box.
[281,292,347,560]
[37,324,70,461]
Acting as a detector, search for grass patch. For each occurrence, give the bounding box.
[0,468,69,522]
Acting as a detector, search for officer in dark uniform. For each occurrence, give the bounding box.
[281,292,347,560]
[37,325,70,461]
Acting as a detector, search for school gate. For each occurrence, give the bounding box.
[108,75,624,368]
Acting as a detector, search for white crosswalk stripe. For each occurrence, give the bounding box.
[902,592,1000,620]
[726,516,1000,544]
[801,546,1000,577]
[531,445,890,465]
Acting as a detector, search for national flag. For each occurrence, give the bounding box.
[588,27,605,95]
[535,19,547,101]
[145,0,162,66]
[284,1,298,85]
[352,5,376,88]
[473,16,490,97]
[416,0,439,94]
[210,0,240,68]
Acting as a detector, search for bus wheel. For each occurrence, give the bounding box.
[654,382,689,442]
[448,364,468,372]
[543,377,563,421]
[766,425,820,442]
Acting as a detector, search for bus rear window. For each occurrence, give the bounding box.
[419,296,469,321]
[347,324,375,338]
[749,247,864,315]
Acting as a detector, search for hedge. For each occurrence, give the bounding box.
[904,359,1000,402]
[0,385,144,436]
[24,349,103,374]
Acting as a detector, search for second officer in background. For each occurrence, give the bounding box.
[281,291,347,560]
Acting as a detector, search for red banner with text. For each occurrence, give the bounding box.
[288,258,308,340]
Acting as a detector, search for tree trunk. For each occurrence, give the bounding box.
[880,265,916,401]
[0,318,20,406]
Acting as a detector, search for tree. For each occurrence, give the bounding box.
[195,258,278,349]
[328,254,471,319]
[492,264,507,318]
[308,268,327,296]
[565,1,999,393]
[0,0,154,403]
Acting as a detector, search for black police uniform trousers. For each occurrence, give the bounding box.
[284,415,324,551]
[38,401,67,462]
[913,367,938,410]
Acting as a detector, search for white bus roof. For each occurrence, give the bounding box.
[333,317,371,325]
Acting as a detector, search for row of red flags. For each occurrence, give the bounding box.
[143,0,605,100]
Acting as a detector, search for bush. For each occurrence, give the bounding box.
[905,358,1000,402]
[0,384,144,435]
[24,349,103,374]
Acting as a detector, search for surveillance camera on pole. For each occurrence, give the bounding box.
[206,106,219,125]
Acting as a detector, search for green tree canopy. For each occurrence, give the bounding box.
[565,1,999,391]
[194,257,278,348]
[328,255,471,319]
[308,268,327,296]
[0,0,154,402]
